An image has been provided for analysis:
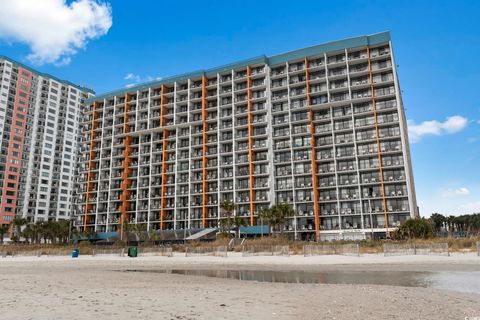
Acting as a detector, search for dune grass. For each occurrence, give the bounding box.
[1,237,478,256]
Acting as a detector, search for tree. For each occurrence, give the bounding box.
[429,213,446,233]
[467,214,480,237]
[148,229,158,245]
[219,200,237,237]
[121,219,137,246]
[260,203,295,236]
[131,224,148,244]
[446,215,457,237]
[22,222,41,244]
[70,228,83,246]
[394,217,433,240]
[0,224,10,244]
[12,217,27,242]
[61,220,72,243]
[43,220,62,244]
[446,213,480,237]
[231,216,247,239]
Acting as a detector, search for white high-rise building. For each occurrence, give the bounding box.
[0,56,93,227]
[77,32,418,240]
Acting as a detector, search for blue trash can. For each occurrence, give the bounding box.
[72,249,79,258]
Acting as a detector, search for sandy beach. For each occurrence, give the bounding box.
[1,253,479,320]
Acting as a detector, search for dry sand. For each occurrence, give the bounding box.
[0,253,479,320]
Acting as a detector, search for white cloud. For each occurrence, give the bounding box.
[441,187,471,197]
[408,115,469,143]
[124,73,140,82]
[455,187,471,195]
[0,0,112,65]
[124,73,159,88]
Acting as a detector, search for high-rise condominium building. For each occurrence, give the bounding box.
[0,56,93,228]
[77,32,417,240]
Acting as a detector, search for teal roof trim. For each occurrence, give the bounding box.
[86,31,390,103]
[86,55,269,103]
[205,55,267,76]
[0,55,95,94]
[93,231,118,240]
[240,225,270,235]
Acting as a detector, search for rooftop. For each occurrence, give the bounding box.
[0,55,95,94]
[86,31,390,103]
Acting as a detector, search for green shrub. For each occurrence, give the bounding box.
[394,217,434,240]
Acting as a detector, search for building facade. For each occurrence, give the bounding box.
[0,56,93,227]
[77,32,418,240]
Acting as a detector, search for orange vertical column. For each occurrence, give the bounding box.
[201,77,208,228]
[84,102,97,231]
[305,58,321,241]
[120,94,133,234]
[247,66,256,226]
[367,47,389,237]
[160,85,168,230]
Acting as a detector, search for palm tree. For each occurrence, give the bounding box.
[219,200,236,237]
[430,213,446,234]
[57,220,71,244]
[42,221,59,244]
[231,216,247,239]
[12,217,27,242]
[37,221,50,244]
[0,224,10,244]
[446,215,457,237]
[70,228,83,246]
[260,203,295,237]
[22,222,41,244]
[470,214,480,236]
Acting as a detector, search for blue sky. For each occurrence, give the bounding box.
[0,0,479,216]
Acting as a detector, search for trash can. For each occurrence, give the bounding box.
[72,249,79,258]
[128,247,137,258]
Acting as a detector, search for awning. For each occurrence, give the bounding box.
[239,225,270,235]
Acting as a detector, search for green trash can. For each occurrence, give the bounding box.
[72,249,79,258]
[128,247,137,258]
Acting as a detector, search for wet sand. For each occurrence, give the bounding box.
[0,254,479,320]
